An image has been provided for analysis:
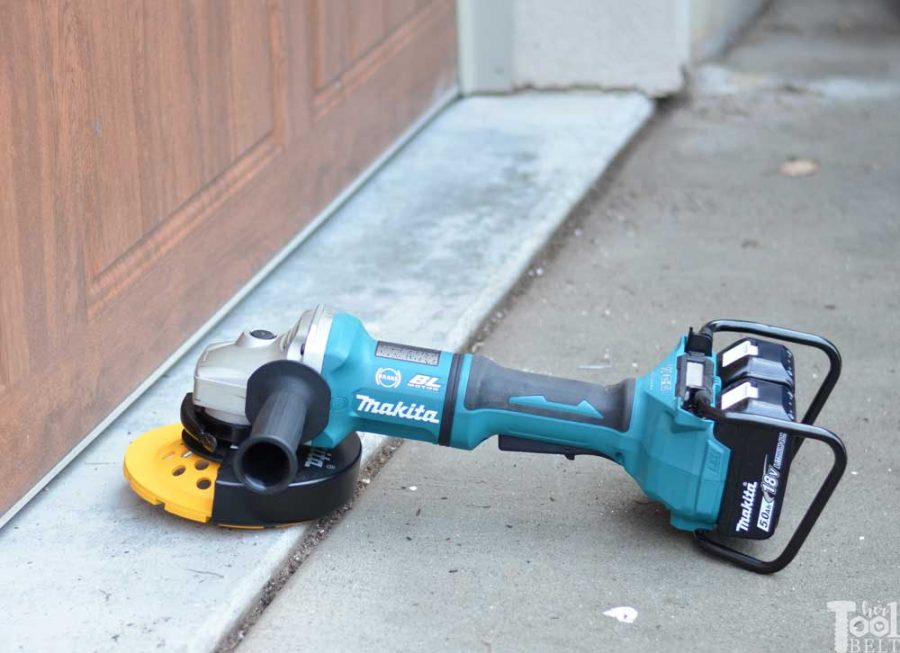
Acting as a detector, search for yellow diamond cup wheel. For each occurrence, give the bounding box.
[124,424,218,523]
[124,422,362,527]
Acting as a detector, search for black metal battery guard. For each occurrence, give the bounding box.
[688,320,846,574]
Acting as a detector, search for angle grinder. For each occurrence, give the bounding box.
[124,305,846,573]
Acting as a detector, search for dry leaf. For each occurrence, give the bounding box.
[780,158,819,177]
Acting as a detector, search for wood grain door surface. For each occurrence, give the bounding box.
[0,0,457,518]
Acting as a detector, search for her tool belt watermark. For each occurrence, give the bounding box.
[828,601,900,653]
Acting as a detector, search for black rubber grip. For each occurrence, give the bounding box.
[251,388,309,449]
[463,355,634,432]
[234,361,331,495]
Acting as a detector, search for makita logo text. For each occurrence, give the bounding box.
[736,481,758,533]
[304,448,332,469]
[355,393,439,424]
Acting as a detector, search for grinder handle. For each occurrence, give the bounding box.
[464,356,634,431]
[449,355,635,456]
[234,361,331,494]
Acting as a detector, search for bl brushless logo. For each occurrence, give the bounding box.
[375,367,402,389]
[355,393,440,425]
[408,374,442,392]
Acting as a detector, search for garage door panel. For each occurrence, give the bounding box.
[84,0,279,281]
[0,0,456,521]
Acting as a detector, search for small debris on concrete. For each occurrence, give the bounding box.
[780,158,819,177]
[603,606,638,624]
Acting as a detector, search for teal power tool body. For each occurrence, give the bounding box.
[125,306,846,573]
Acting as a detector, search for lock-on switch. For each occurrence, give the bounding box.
[676,353,714,404]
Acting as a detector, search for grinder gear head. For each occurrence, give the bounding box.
[125,306,362,527]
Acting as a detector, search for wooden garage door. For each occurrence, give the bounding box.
[0,0,457,518]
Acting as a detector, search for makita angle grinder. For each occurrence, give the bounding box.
[124,305,846,573]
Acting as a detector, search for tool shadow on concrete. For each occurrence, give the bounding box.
[241,1,900,651]
[0,92,651,652]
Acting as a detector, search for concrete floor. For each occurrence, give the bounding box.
[241,1,900,651]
